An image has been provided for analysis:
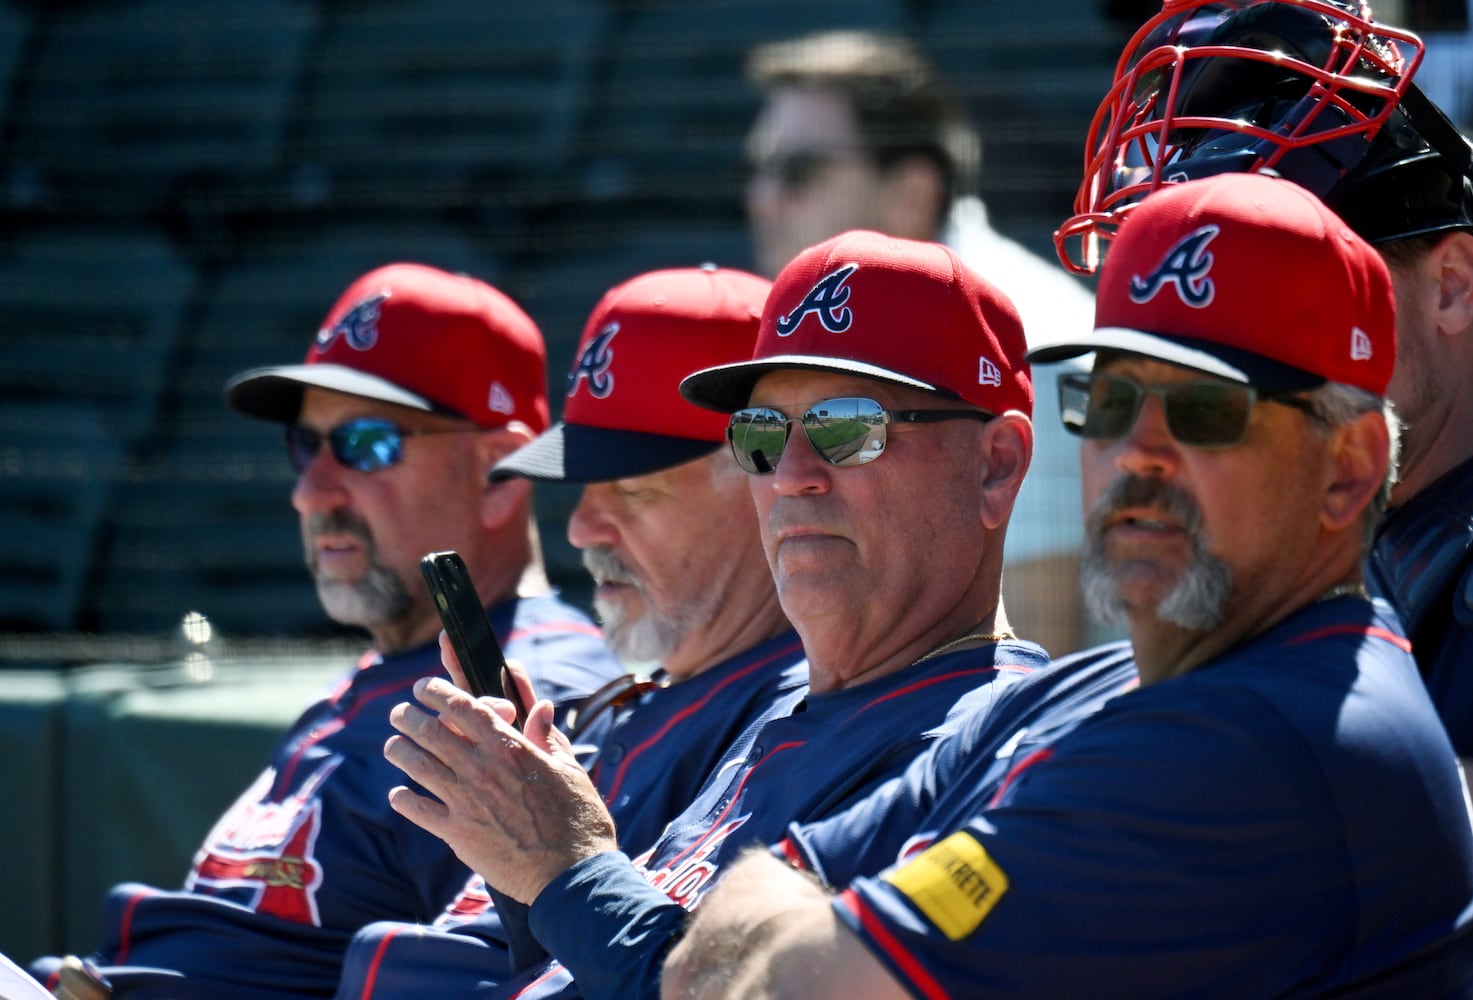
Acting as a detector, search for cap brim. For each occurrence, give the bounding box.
[679,355,941,413]
[1027,329,1326,392]
[224,364,436,424]
[491,422,720,483]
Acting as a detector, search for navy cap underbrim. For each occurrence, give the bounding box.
[491,422,721,483]
[224,364,437,425]
[1027,328,1326,392]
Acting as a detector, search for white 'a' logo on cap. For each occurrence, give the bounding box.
[978,357,1002,387]
[776,264,857,336]
[1350,327,1373,362]
[316,291,388,352]
[488,381,515,415]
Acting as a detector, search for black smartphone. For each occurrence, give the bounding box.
[419,550,528,726]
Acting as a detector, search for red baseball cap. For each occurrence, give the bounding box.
[1030,172,1396,394]
[492,265,771,482]
[679,230,1031,416]
[225,263,550,432]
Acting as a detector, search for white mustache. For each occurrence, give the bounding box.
[582,547,639,589]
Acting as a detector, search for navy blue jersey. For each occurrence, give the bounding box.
[782,643,1138,889]
[32,593,621,1000]
[834,597,1473,999]
[330,632,809,1000]
[1369,456,1473,756]
[500,640,1050,1000]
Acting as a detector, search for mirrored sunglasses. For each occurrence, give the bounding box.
[727,396,994,475]
[285,418,479,474]
[1057,371,1315,449]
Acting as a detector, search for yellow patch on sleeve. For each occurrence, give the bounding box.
[882,831,1009,941]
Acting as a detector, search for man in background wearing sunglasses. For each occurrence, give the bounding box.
[664,173,1473,998]
[381,229,1054,1000]
[35,263,623,1000]
[741,30,1102,661]
[328,264,807,999]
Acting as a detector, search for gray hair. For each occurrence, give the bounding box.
[1298,383,1400,548]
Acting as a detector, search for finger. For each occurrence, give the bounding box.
[523,699,577,763]
[439,630,470,691]
[504,658,539,709]
[386,783,452,837]
[383,727,463,801]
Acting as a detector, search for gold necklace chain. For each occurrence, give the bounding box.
[914,630,1016,666]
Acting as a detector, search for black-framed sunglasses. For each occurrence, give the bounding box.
[285,418,479,474]
[1057,371,1317,449]
[727,396,994,475]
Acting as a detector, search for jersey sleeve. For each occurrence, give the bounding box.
[832,689,1355,1000]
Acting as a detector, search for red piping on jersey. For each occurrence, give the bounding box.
[1287,623,1413,652]
[505,959,565,998]
[112,885,159,962]
[837,888,950,1000]
[507,621,603,641]
[987,747,1057,809]
[355,924,403,1000]
[777,835,808,871]
[658,740,808,872]
[839,664,1037,725]
[602,638,803,804]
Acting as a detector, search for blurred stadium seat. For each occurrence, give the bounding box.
[0,223,196,447]
[4,0,317,218]
[0,402,122,633]
[290,0,610,215]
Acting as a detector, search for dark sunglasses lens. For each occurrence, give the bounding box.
[1059,373,1142,440]
[285,425,321,474]
[729,408,789,475]
[333,420,404,471]
[803,397,886,466]
[1164,382,1254,447]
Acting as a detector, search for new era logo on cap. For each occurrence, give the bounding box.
[1030,173,1396,395]
[680,230,1032,417]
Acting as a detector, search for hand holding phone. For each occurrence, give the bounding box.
[420,550,529,727]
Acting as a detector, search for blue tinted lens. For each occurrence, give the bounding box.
[285,420,405,473]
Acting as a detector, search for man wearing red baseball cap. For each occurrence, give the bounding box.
[381,231,1064,1000]
[664,174,1473,998]
[38,263,624,1000]
[327,264,808,1000]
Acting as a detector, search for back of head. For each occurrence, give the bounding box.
[746,29,980,205]
[1056,0,1473,273]
[226,262,550,433]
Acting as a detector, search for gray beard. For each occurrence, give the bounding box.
[583,546,697,665]
[1080,475,1232,632]
[305,512,415,630]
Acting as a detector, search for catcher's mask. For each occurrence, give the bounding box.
[1056,0,1473,274]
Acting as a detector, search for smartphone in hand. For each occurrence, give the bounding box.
[420,550,528,727]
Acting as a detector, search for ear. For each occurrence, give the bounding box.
[1320,410,1389,534]
[476,422,537,531]
[977,411,1033,531]
[1433,230,1473,337]
[878,156,946,239]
